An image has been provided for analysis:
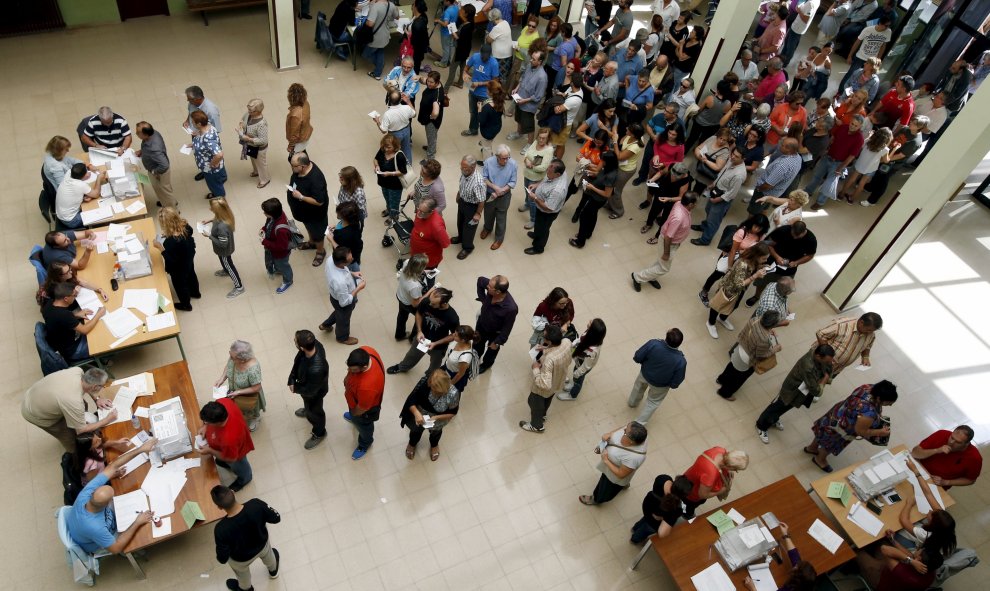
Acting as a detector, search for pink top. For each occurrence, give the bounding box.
[662,202,693,244]
[755,70,787,104]
[733,228,761,252]
[653,142,685,167]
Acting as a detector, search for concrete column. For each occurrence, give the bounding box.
[822,82,990,310]
[560,0,583,25]
[687,0,761,94]
[268,0,299,71]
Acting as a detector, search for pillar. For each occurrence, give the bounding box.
[687,0,762,94]
[560,0,582,25]
[268,0,299,71]
[822,82,990,310]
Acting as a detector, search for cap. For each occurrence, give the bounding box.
[671,162,689,176]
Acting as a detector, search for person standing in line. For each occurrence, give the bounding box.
[474,275,519,374]
[210,485,281,591]
[443,4,477,90]
[628,328,686,424]
[320,246,365,346]
[374,91,417,163]
[434,0,459,68]
[400,370,461,461]
[579,421,649,505]
[524,158,568,255]
[184,85,223,179]
[418,72,447,163]
[187,110,227,199]
[236,99,270,189]
[288,329,330,450]
[451,155,487,260]
[199,398,255,491]
[387,287,459,376]
[394,254,432,341]
[154,207,200,312]
[286,83,313,159]
[690,148,748,246]
[372,134,408,222]
[362,0,399,80]
[461,44,500,137]
[519,325,573,433]
[408,196,450,273]
[134,122,176,208]
[780,0,820,67]
[755,344,834,444]
[287,153,330,267]
[201,198,244,299]
[631,193,697,291]
[260,198,294,295]
[508,49,549,146]
[715,310,782,401]
[480,145,517,250]
[342,346,386,460]
[813,312,883,376]
[568,150,618,248]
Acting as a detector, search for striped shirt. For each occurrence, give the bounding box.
[753,283,788,320]
[756,153,802,197]
[83,113,131,148]
[458,169,486,204]
[814,317,875,374]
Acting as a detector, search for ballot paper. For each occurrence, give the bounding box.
[690,562,735,591]
[125,201,146,215]
[107,223,130,241]
[122,289,160,316]
[848,502,884,536]
[142,463,189,516]
[196,221,212,235]
[761,512,780,529]
[113,372,156,395]
[808,518,843,553]
[873,461,897,480]
[81,205,113,225]
[213,383,229,399]
[511,93,523,103]
[395,17,411,30]
[96,242,109,254]
[738,524,765,548]
[854,364,871,371]
[152,517,173,539]
[706,510,735,535]
[646,181,659,188]
[117,251,140,263]
[113,490,149,532]
[124,238,145,255]
[747,563,778,591]
[368,110,381,118]
[416,338,432,353]
[180,501,206,529]
[864,467,881,484]
[89,149,117,166]
[179,144,193,155]
[760,526,775,544]
[100,183,114,198]
[110,202,125,214]
[727,508,746,525]
[76,288,105,311]
[827,481,853,507]
[98,386,139,424]
[121,452,150,476]
[107,159,126,179]
[134,407,150,418]
[447,22,457,34]
[102,307,143,338]
[907,473,933,514]
[146,311,176,332]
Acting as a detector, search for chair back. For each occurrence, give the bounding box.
[56,506,91,564]
[56,505,100,586]
[932,547,979,587]
[316,11,333,51]
[61,452,84,506]
[76,117,91,152]
[29,245,48,285]
[35,321,69,376]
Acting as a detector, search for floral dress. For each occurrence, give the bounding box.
[812,384,881,456]
[226,358,266,423]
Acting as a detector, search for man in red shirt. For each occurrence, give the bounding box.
[806,116,865,209]
[408,197,450,274]
[911,425,982,489]
[871,75,916,128]
[754,58,787,105]
[342,346,386,460]
[199,398,255,491]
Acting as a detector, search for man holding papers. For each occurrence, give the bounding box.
[22,367,117,453]
[42,282,105,362]
[55,163,105,229]
[66,436,158,554]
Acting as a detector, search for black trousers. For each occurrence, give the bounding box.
[301,394,327,437]
[865,168,893,204]
[456,199,480,251]
[756,397,794,431]
[408,424,443,447]
[635,138,655,182]
[716,362,755,398]
[574,194,606,246]
[395,299,417,339]
[592,473,626,504]
[473,329,503,369]
[702,269,725,293]
[527,393,552,430]
[169,261,200,306]
[323,297,355,341]
[646,197,674,230]
[531,210,559,252]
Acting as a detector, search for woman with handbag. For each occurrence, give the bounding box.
[564,129,609,202]
[691,127,734,194]
[579,421,648,505]
[400,369,460,462]
[529,287,575,346]
[418,72,447,162]
[698,213,770,307]
[372,134,408,222]
[805,380,898,473]
[705,242,771,339]
[557,318,606,401]
[715,310,782,401]
[681,447,750,518]
[236,99,270,189]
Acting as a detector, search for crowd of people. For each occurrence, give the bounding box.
[26,1,988,589]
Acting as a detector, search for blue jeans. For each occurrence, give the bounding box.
[67,337,90,361]
[59,211,84,230]
[382,187,403,218]
[630,517,657,543]
[364,46,385,77]
[804,156,842,205]
[204,167,227,197]
[351,409,378,450]
[392,125,412,162]
[218,456,253,489]
[333,31,353,58]
[568,373,588,398]
[265,250,293,284]
[439,34,454,65]
[838,57,865,93]
[699,198,732,244]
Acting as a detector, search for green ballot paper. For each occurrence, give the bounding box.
[181,501,206,529]
[136,171,151,185]
[706,510,736,534]
[827,482,853,507]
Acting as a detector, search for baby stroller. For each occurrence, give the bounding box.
[381,200,414,270]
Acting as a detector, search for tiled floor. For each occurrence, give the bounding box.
[2,5,988,590]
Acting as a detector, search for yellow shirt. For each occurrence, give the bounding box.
[514,29,541,61]
[618,136,643,173]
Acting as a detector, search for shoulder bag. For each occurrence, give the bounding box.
[394,152,417,188]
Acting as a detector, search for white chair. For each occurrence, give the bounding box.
[55,506,109,586]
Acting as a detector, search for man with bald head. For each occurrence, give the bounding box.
[474,275,519,374]
[748,138,802,215]
[67,436,159,554]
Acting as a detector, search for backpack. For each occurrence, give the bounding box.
[537,95,566,133]
[275,220,306,250]
[716,224,739,253]
[61,452,83,506]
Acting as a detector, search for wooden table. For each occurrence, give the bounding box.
[810,444,956,548]
[648,476,855,590]
[104,361,225,574]
[76,218,185,360]
[78,152,149,226]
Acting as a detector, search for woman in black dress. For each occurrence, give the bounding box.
[400,369,461,461]
[327,201,364,272]
[443,4,476,90]
[410,0,430,73]
[154,207,200,312]
[569,150,618,248]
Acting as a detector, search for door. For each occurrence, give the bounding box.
[116,0,170,21]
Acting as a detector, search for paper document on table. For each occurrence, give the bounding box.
[864,467,880,484]
[134,407,150,418]
[906,473,933,514]
[146,311,176,332]
[129,431,150,448]
[122,289,160,316]
[99,386,138,423]
[726,508,746,525]
[117,251,139,263]
[180,501,206,529]
[738,525,765,548]
[121,452,149,476]
[124,238,144,254]
[107,159,126,179]
[760,526,775,544]
[107,223,130,240]
[808,518,843,553]
[746,563,778,591]
[102,307,143,338]
[89,149,117,166]
[81,205,113,225]
[113,372,155,394]
[848,502,884,536]
[76,288,104,311]
[113,490,149,532]
[928,484,945,509]
[110,202,125,214]
[109,329,138,348]
[96,241,109,254]
[761,512,780,529]
[100,183,114,198]
[690,562,735,591]
[873,462,896,480]
[706,510,735,534]
[152,517,172,539]
[125,201,146,215]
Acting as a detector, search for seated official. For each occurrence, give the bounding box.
[896,458,958,555]
[37,260,108,308]
[41,229,95,270]
[81,106,133,153]
[744,522,816,591]
[43,135,93,189]
[55,163,104,229]
[66,436,158,554]
[42,282,106,362]
[911,425,982,489]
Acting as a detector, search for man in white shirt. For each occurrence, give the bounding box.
[839,14,892,90]
[731,50,760,91]
[551,78,585,158]
[651,0,679,30]
[320,246,366,345]
[374,91,417,162]
[781,0,820,67]
[55,163,105,229]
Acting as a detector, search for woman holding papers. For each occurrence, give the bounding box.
[215,340,266,432]
[743,522,817,591]
[856,535,943,590]
[187,110,226,199]
[74,431,130,484]
[804,380,898,473]
[895,459,958,557]
[399,369,460,461]
[154,207,200,312]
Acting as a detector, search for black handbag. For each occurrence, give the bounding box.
[355,13,386,48]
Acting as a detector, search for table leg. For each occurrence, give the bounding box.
[200,11,209,26]
[351,42,357,71]
[176,335,187,361]
[629,537,654,570]
[125,552,146,579]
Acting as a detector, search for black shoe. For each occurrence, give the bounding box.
[568,238,584,248]
[156,201,162,207]
[268,548,280,578]
[631,273,641,292]
[690,238,709,246]
[190,293,202,299]
[386,365,403,375]
[175,303,193,311]
[632,178,644,187]
[226,579,249,591]
[570,215,579,223]
[638,200,650,210]
[648,280,662,290]
[299,13,312,19]
[527,231,536,239]
[745,296,758,308]
[524,247,542,255]
[478,364,492,375]
[294,408,307,417]
[691,224,703,231]
[394,332,407,341]
[450,236,461,244]
[194,172,205,181]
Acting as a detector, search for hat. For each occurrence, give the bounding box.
[671,162,689,176]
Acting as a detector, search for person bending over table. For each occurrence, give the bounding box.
[744,522,817,591]
[198,398,255,492]
[681,447,750,518]
[66,436,158,554]
[911,425,982,489]
[629,474,692,544]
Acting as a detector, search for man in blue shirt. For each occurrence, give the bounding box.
[614,40,644,104]
[435,0,460,68]
[461,44,499,137]
[628,329,686,424]
[67,436,159,554]
[480,147,518,250]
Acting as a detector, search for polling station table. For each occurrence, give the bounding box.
[643,475,855,590]
[103,361,225,576]
[78,149,149,226]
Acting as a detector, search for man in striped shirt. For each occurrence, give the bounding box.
[813,312,882,376]
[81,106,132,153]
[748,138,802,215]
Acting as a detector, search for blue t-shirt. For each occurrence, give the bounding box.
[440,5,459,38]
[466,53,500,98]
[623,77,655,110]
[551,38,578,72]
[67,473,117,553]
[42,230,78,267]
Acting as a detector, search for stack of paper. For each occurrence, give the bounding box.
[107,223,130,241]
[102,307,143,338]
[107,159,126,179]
[146,311,176,332]
[122,289,160,316]
[848,502,884,536]
[75,288,105,311]
[113,490,149,532]
[808,519,843,553]
[141,464,188,516]
[746,563,778,591]
[706,510,736,535]
[81,205,113,225]
[738,525,765,548]
[113,372,156,395]
[125,201,146,215]
[827,481,853,507]
[690,563,735,591]
[124,237,144,255]
[98,386,138,424]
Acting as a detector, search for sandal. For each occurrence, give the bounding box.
[297,241,315,251]
[803,446,817,455]
[578,495,597,506]
[608,213,622,220]
[250,172,259,178]
[812,457,834,473]
[405,445,415,460]
[646,237,659,245]
[312,251,327,267]
[257,180,271,189]
[640,224,652,234]
[430,447,440,461]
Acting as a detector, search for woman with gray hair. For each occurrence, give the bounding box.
[716,310,782,401]
[214,340,266,431]
[682,446,750,518]
[485,7,513,86]
[236,99,270,189]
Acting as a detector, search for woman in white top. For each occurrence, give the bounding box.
[557,319,606,401]
[692,128,733,193]
[444,325,480,393]
[758,190,810,233]
[395,254,433,340]
[840,127,892,204]
[485,8,513,86]
[643,15,664,65]
[43,135,91,189]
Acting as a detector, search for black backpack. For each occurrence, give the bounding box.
[537,95,565,133]
[61,452,83,506]
[716,224,739,253]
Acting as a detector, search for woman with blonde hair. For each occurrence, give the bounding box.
[236,99,269,189]
[154,207,200,311]
[395,253,433,340]
[43,135,91,189]
[682,446,750,517]
[834,88,869,126]
[400,369,461,461]
[214,339,266,431]
[286,83,313,157]
[757,189,810,232]
[201,198,243,298]
[372,134,408,221]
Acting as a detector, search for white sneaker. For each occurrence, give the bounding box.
[519,143,531,155]
[524,222,534,229]
[757,429,769,444]
[556,392,576,401]
[773,421,784,431]
[706,323,719,339]
[226,287,245,299]
[506,132,522,140]
[860,200,875,207]
[718,317,735,331]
